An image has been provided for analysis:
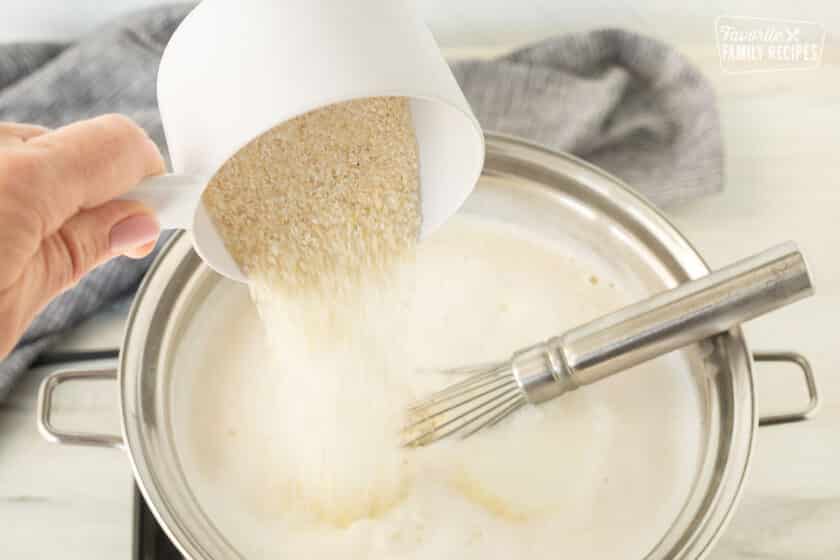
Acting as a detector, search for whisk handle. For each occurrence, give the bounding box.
[555,242,813,390]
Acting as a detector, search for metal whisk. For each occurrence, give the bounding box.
[403,243,813,447]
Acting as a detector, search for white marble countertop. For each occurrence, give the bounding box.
[1,42,838,559]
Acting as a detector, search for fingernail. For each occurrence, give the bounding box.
[109,214,160,254]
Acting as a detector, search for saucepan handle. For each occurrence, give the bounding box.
[754,351,820,426]
[37,368,124,449]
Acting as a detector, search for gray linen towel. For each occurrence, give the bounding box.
[0,5,723,400]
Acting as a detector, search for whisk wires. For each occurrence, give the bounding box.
[402,362,527,447]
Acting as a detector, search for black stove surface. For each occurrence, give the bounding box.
[134,486,184,560]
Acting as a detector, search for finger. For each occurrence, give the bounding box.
[0,123,49,146]
[23,114,165,236]
[32,200,160,297]
[3,199,160,355]
[123,239,158,260]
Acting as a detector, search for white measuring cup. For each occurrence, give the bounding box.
[122,0,485,283]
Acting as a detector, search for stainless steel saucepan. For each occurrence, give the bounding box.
[37,134,820,559]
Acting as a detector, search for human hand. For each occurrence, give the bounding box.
[0,114,165,359]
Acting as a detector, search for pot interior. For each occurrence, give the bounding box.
[120,134,755,560]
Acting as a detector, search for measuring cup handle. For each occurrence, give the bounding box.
[118,174,205,230]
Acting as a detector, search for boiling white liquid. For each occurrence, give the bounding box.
[173,216,704,559]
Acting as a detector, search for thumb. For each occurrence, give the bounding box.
[37,200,160,295]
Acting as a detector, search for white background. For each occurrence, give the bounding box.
[0,0,837,47]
